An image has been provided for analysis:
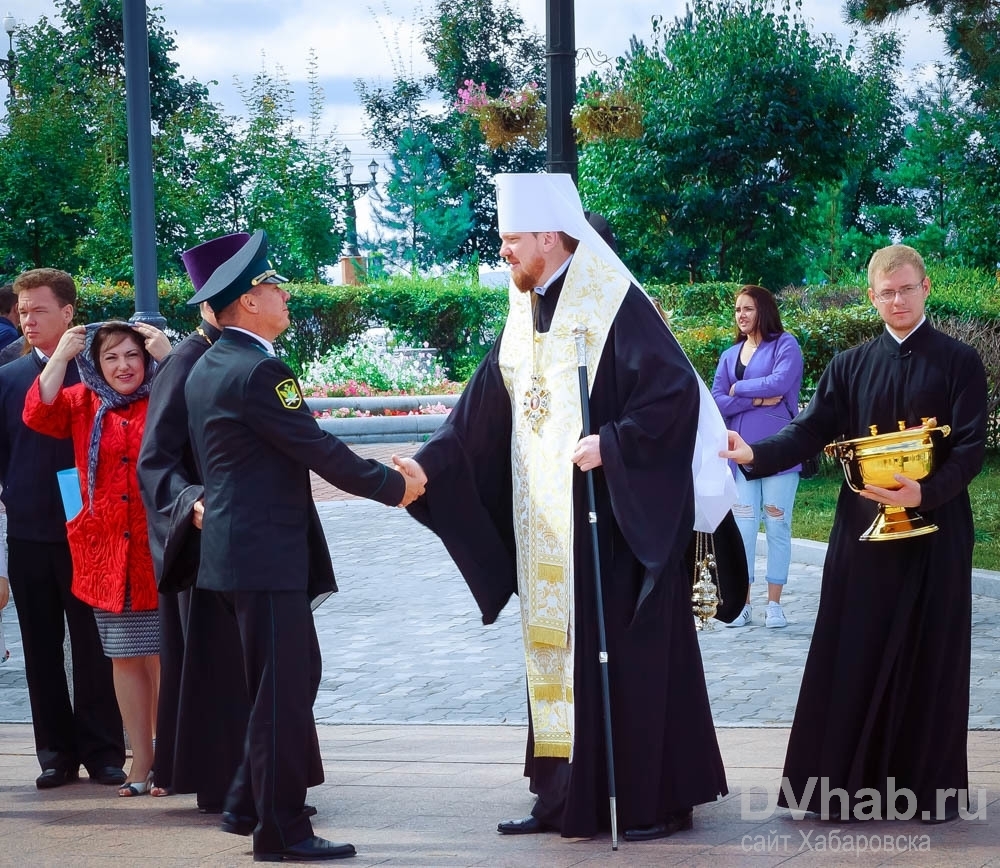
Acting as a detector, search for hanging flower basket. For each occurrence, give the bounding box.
[457,80,546,151]
[571,91,644,144]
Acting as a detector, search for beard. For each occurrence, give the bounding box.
[511,253,545,293]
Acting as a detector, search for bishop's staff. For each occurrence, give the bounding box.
[572,324,619,851]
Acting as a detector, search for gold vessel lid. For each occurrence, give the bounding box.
[826,417,951,455]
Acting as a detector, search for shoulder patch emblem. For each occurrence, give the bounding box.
[275,378,303,409]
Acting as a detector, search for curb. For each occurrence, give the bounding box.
[759,535,1000,600]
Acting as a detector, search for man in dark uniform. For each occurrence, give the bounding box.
[137,233,251,808]
[183,230,422,862]
[0,269,125,788]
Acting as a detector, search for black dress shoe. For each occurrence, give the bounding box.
[253,835,356,862]
[221,812,257,836]
[624,808,694,841]
[497,816,553,835]
[222,805,318,836]
[88,766,127,785]
[35,768,80,789]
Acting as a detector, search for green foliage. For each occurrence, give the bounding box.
[74,277,203,331]
[798,33,908,284]
[924,262,1000,318]
[356,0,545,267]
[0,1,226,281]
[781,304,882,394]
[362,274,508,380]
[846,0,1000,109]
[0,4,351,284]
[68,273,1000,430]
[275,284,368,375]
[794,452,1000,570]
[673,323,734,383]
[579,0,868,289]
[231,58,345,283]
[371,128,474,273]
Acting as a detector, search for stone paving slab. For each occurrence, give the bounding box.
[5,496,1000,730]
[0,723,998,866]
[3,441,1000,865]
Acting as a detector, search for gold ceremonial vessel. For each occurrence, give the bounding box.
[824,417,951,542]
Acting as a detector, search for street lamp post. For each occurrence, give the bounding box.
[1,13,18,110]
[335,145,379,285]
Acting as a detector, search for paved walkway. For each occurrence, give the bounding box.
[1,442,999,865]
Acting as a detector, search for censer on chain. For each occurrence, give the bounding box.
[691,531,721,629]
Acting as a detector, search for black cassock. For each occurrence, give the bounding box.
[409,284,727,837]
[748,322,988,817]
[137,322,249,805]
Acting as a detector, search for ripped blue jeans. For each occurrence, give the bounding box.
[732,471,800,585]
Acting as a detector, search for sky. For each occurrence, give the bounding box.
[4,0,948,180]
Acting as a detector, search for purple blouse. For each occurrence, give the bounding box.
[711,331,804,475]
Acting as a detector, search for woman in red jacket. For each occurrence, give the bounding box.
[24,321,170,797]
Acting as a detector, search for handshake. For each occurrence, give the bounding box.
[393,455,427,508]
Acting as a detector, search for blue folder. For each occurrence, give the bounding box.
[56,468,83,521]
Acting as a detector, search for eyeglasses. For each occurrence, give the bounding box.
[872,283,924,304]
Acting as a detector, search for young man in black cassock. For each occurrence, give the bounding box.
[397,173,728,841]
[137,233,251,808]
[723,244,988,823]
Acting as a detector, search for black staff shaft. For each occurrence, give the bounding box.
[574,326,618,851]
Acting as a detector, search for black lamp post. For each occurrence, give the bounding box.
[1,13,17,110]
[335,145,379,259]
[546,0,577,180]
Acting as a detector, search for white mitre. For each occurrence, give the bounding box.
[493,172,737,533]
[494,172,638,285]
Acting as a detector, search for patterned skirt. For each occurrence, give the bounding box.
[93,581,159,658]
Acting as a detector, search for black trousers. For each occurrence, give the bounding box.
[225,590,323,852]
[153,588,188,791]
[169,586,249,807]
[8,537,124,773]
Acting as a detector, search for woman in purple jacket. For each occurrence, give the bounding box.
[712,285,803,629]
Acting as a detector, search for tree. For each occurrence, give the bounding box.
[357,0,545,268]
[579,0,866,289]
[800,31,908,282]
[0,0,223,279]
[229,57,346,282]
[371,128,474,273]
[845,0,1000,106]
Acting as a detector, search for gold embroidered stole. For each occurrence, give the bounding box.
[498,245,629,758]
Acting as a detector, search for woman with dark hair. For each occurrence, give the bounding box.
[24,320,170,796]
[711,285,803,629]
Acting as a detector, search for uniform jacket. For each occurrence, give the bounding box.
[23,379,157,612]
[711,331,803,475]
[185,328,405,596]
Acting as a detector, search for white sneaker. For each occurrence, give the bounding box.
[726,603,752,627]
[765,602,787,628]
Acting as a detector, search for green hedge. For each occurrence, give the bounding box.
[74,273,996,416]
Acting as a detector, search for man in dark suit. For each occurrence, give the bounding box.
[183,230,422,862]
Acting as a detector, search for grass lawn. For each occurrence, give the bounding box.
[791,452,1000,572]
